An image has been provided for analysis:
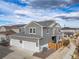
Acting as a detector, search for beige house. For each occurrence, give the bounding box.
[0,24,26,43]
[9,24,26,33]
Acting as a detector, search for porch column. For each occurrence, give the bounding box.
[38,39,41,52]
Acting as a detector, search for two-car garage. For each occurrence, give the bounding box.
[10,39,39,52]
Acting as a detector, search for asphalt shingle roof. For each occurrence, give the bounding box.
[15,33,41,38]
[10,33,43,42]
[0,24,26,29]
[36,20,55,27]
[61,27,79,30]
[10,33,42,40]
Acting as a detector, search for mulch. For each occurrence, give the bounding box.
[33,48,56,59]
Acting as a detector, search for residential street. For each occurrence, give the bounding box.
[0,46,13,59]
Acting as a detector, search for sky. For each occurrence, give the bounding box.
[0,0,79,27]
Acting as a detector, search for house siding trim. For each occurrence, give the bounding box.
[25,21,43,28]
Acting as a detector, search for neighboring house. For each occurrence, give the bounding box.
[0,24,26,44]
[10,20,61,53]
[0,24,26,33]
[61,27,79,37]
[9,24,26,33]
[0,30,16,43]
[7,24,26,33]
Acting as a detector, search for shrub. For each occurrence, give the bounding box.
[63,40,70,47]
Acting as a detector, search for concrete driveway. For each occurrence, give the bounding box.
[0,46,13,59]
[3,46,41,59]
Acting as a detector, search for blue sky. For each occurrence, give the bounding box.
[0,0,79,27]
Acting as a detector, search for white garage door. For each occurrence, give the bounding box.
[10,39,22,48]
[10,39,38,52]
[22,41,36,52]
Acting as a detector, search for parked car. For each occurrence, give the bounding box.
[0,40,9,46]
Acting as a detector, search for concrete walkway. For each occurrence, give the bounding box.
[46,42,76,59]
[63,43,76,59]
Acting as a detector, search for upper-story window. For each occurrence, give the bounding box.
[30,28,32,33]
[33,28,36,33]
[29,27,36,34]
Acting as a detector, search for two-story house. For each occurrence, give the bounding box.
[10,20,61,53]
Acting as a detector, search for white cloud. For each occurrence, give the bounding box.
[0,0,79,27]
[66,12,79,17]
[0,1,22,15]
[54,11,79,18]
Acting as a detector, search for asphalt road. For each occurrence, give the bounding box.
[0,46,13,59]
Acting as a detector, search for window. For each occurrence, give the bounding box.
[29,27,36,34]
[30,28,32,33]
[33,28,36,33]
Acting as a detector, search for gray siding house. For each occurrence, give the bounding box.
[10,20,61,52]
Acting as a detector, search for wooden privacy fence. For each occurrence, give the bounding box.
[48,41,63,50]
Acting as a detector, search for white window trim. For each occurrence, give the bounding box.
[29,27,36,34]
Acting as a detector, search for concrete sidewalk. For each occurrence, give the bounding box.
[46,42,76,59]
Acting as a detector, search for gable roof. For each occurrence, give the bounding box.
[36,20,55,27]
